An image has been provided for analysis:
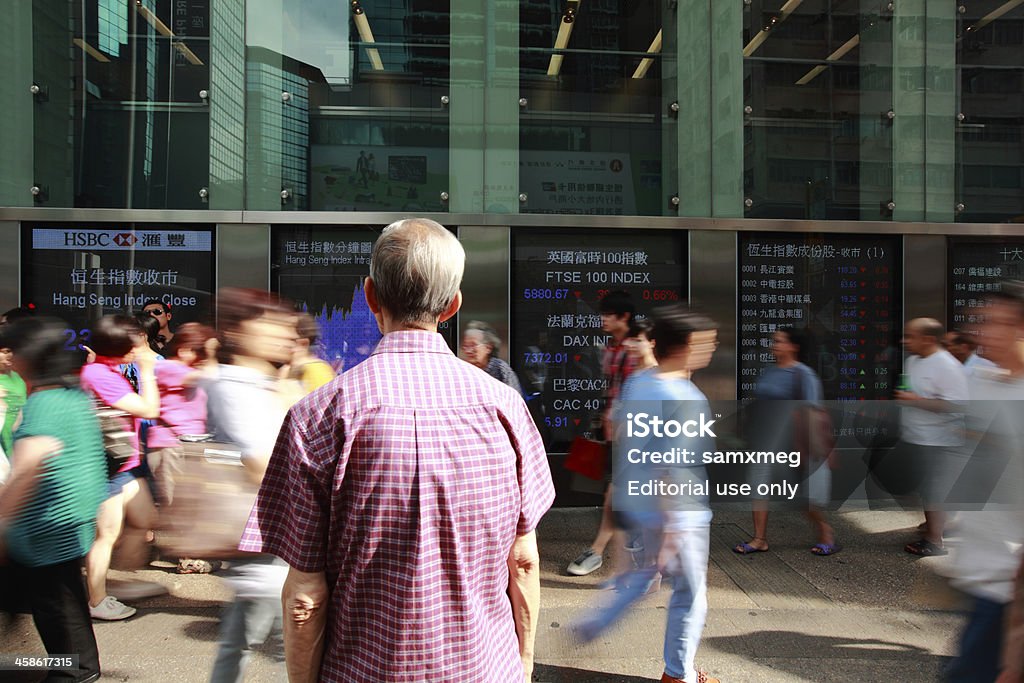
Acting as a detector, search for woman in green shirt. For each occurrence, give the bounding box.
[0,318,107,683]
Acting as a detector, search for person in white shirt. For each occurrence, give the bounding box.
[945,290,1024,682]
[895,318,969,556]
[943,330,997,377]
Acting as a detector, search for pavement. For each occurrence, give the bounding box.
[1,508,968,682]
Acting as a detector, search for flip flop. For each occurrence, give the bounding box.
[733,541,768,555]
[904,539,947,556]
[810,542,842,556]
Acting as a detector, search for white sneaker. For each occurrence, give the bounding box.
[90,595,136,621]
[108,580,168,601]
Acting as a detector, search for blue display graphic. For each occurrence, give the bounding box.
[272,226,456,373]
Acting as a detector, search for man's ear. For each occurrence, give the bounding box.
[439,290,462,323]
[364,277,380,314]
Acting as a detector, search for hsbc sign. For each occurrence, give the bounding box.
[33,229,212,252]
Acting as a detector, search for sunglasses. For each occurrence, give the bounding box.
[143,308,166,316]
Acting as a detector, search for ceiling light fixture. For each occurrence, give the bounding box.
[743,0,804,57]
[548,1,582,77]
[135,1,204,65]
[352,1,384,71]
[632,29,663,79]
[965,0,1024,32]
[795,33,860,85]
[73,38,111,63]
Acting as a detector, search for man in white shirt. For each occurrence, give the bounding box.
[895,318,969,556]
[945,291,1024,682]
[944,330,997,377]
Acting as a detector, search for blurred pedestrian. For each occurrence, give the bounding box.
[290,312,335,394]
[461,320,522,392]
[944,330,997,377]
[734,327,837,556]
[577,306,721,683]
[148,323,215,508]
[896,318,969,556]
[0,325,27,459]
[240,218,555,682]
[205,288,300,683]
[0,317,107,682]
[567,290,639,577]
[946,291,1024,682]
[79,315,161,620]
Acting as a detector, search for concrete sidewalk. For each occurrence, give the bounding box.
[2,509,967,682]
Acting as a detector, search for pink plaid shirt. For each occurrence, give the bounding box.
[240,331,555,682]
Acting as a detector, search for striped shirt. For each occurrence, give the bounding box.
[8,388,107,567]
[240,331,555,682]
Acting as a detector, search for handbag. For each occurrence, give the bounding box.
[91,396,137,477]
[564,436,607,481]
[792,369,838,469]
[795,405,838,469]
[156,436,258,559]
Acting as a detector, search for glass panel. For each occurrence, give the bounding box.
[31,1,212,208]
[956,0,1024,222]
[519,1,664,216]
[246,1,450,212]
[742,1,894,220]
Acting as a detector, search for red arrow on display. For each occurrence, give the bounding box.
[573,419,581,426]
[574,354,581,361]
[574,291,582,298]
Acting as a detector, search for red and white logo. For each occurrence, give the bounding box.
[113,233,137,247]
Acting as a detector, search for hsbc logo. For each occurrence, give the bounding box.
[62,232,137,247]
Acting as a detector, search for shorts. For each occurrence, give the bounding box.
[107,466,146,499]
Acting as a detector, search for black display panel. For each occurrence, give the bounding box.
[21,224,215,350]
[271,226,456,374]
[948,237,1024,328]
[738,233,902,401]
[511,229,687,450]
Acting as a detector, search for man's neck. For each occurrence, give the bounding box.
[918,345,938,358]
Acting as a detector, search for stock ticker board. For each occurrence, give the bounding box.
[947,237,1024,328]
[511,229,687,451]
[271,226,456,373]
[738,233,902,402]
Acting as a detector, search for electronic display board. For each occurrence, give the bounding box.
[738,233,901,401]
[271,226,456,374]
[21,224,215,351]
[511,229,687,450]
[948,237,1024,328]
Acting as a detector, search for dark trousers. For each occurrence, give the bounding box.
[15,557,101,682]
[946,594,1006,683]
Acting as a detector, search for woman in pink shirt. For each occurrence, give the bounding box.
[79,315,160,621]
[148,323,214,508]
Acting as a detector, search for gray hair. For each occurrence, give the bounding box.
[369,218,465,324]
[465,320,502,357]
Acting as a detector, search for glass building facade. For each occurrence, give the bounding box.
[2,0,1020,222]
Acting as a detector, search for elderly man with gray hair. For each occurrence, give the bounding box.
[240,218,555,683]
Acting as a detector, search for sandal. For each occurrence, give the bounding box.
[811,542,841,556]
[733,538,769,554]
[904,539,947,557]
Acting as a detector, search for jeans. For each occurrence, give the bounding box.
[945,595,1006,683]
[209,557,287,683]
[577,523,710,683]
[15,557,101,683]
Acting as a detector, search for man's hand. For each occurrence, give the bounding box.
[282,567,329,683]
[893,390,920,402]
[508,531,541,682]
[657,531,685,576]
